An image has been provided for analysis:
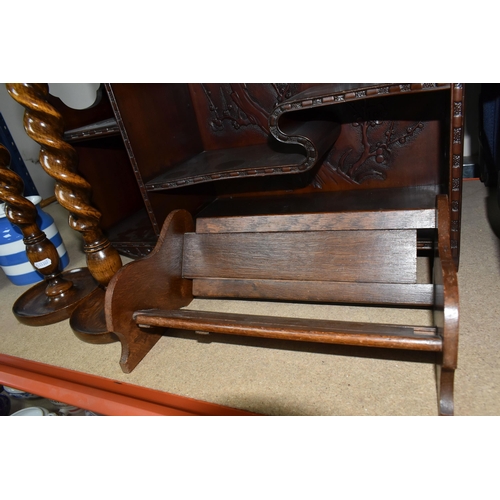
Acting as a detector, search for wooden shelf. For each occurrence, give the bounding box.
[47,84,464,263]
[145,143,306,191]
[198,185,440,218]
[106,208,158,258]
[64,118,120,143]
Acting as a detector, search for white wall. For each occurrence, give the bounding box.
[0,83,99,199]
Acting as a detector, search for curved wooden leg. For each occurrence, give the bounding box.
[6,83,122,341]
[433,196,459,416]
[436,365,455,416]
[0,143,98,325]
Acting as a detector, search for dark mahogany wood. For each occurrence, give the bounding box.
[13,268,98,326]
[196,209,436,233]
[134,309,442,352]
[0,143,99,326]
[105,210,194,373]
[183,230,418,284]
[191,279,435,307]
[5,83,122,341]
[5,84,123,286]
[44,84,464,265]
[105,195,459,415]
[433,195,460,416]
[69,287,117,344]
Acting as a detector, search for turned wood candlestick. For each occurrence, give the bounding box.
[6,83,122,342]
[0,143,98,325]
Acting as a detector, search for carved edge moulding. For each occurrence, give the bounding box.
[60,84,463,264]
[449,84,465,264]
[104,83,161,236]
[115,83,453,190]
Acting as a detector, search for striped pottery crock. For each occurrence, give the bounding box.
[0,196,70,286]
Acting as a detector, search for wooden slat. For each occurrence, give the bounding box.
[196,209,436,233]
[183,230,417,284]
[196,187,439,221]
[192,279,435,307]
[133,309,442,352]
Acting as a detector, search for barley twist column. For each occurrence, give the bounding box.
[0,143,98,325]
[6,83,122,342]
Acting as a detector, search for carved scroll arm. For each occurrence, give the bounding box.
[269,83,452,175]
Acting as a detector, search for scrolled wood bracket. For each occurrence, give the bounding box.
[269,83,451,173]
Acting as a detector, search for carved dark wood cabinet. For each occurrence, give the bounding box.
[49,84,464,264]
[49,83,464,415]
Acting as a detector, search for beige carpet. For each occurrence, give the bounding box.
[1,179,499,415]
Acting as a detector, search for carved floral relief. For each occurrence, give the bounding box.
[313,118,425,188]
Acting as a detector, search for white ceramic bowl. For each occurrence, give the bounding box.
[10,406,56,416]
[3,386,40,399]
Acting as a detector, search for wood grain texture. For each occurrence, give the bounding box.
[13,267,99,326]
[105,209,194,373]
[104,195,460,415]
[196,209,436,233]
[192,279,434,306]
[5,83,122,288]
[433,195,459,415]
[133,309,442,352]
[183,230,417,284]
[197,186,440,219]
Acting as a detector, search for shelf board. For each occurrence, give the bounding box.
[145,143,306,191]
[106,208,158,259]
[64,118,120,143]
[197,185,440,219]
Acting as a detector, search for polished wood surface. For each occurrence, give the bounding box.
[0,143,98,325]
[183,230,418,283]
[134,309,442,352]
[105,195,459,415]
[44,84,463,263]
[5,83,463,415]
[191,279,435,306]
[105,210,194,373]
[5,83,122,341]
[433,195,460,416]
[5,84,123,286]
[196,208,436,233]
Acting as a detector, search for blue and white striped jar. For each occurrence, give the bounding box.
[0,196,70,286]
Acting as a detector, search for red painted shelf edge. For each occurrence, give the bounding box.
[0,354,258,416]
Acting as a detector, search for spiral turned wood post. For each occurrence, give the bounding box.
[0,143,72,295]
[0,143,98,325]
[6,83,123,286]
[6,83,121,342]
